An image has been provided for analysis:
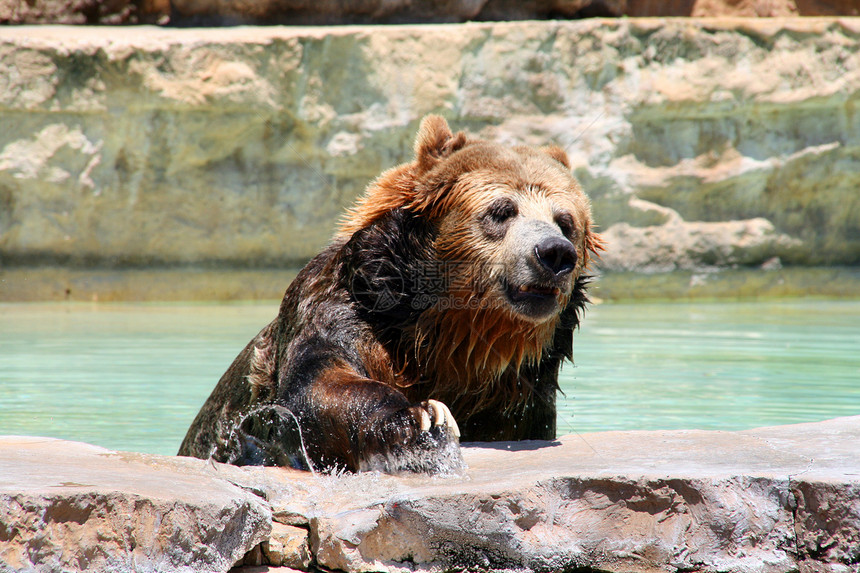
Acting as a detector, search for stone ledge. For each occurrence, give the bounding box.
[0,437,272,573]
[3,266,860,303]
[2,417,859,573]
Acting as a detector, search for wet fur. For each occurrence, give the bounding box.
[178,116,601,473]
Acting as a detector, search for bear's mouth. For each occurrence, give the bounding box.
[502,279,562,320]
[510,283,560,300]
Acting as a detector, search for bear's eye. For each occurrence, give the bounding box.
[555,212,576,239]
[485,198,518,224]
[481,197,518,240]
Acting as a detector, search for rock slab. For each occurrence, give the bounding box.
[239,416,860,573]
[0,437,271,573]
[3,417,860,573]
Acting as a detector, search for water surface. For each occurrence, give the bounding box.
[1,300,858,456]
[556,300,860,436]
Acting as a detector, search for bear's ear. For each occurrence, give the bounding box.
[414,115,467,172]
[541,145,571,169]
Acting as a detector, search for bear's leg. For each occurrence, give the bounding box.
[294,363,463,474]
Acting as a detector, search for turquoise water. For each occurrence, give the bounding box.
[1,300,858,456]
[556,300,860,436]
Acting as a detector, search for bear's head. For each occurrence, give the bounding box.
[341,115,601,327]
[339,116,602,403]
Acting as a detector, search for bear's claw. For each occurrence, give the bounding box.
[419,399,461,438]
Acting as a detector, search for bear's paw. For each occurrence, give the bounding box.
[361,400,465,475]
[417,399,461,438]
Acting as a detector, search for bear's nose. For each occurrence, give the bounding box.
[535,237,577,277]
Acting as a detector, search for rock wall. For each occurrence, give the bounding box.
[1,20,859,278]
[2,416,859,573]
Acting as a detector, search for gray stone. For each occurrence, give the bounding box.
[1,20,859,282]
[0,437,271,573]
[3,418,860,572]
[261,522,312,569]
[234,416,860,573]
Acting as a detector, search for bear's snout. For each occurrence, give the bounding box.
[535,236,577,277]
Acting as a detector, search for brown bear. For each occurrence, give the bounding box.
[178,115,601,473]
